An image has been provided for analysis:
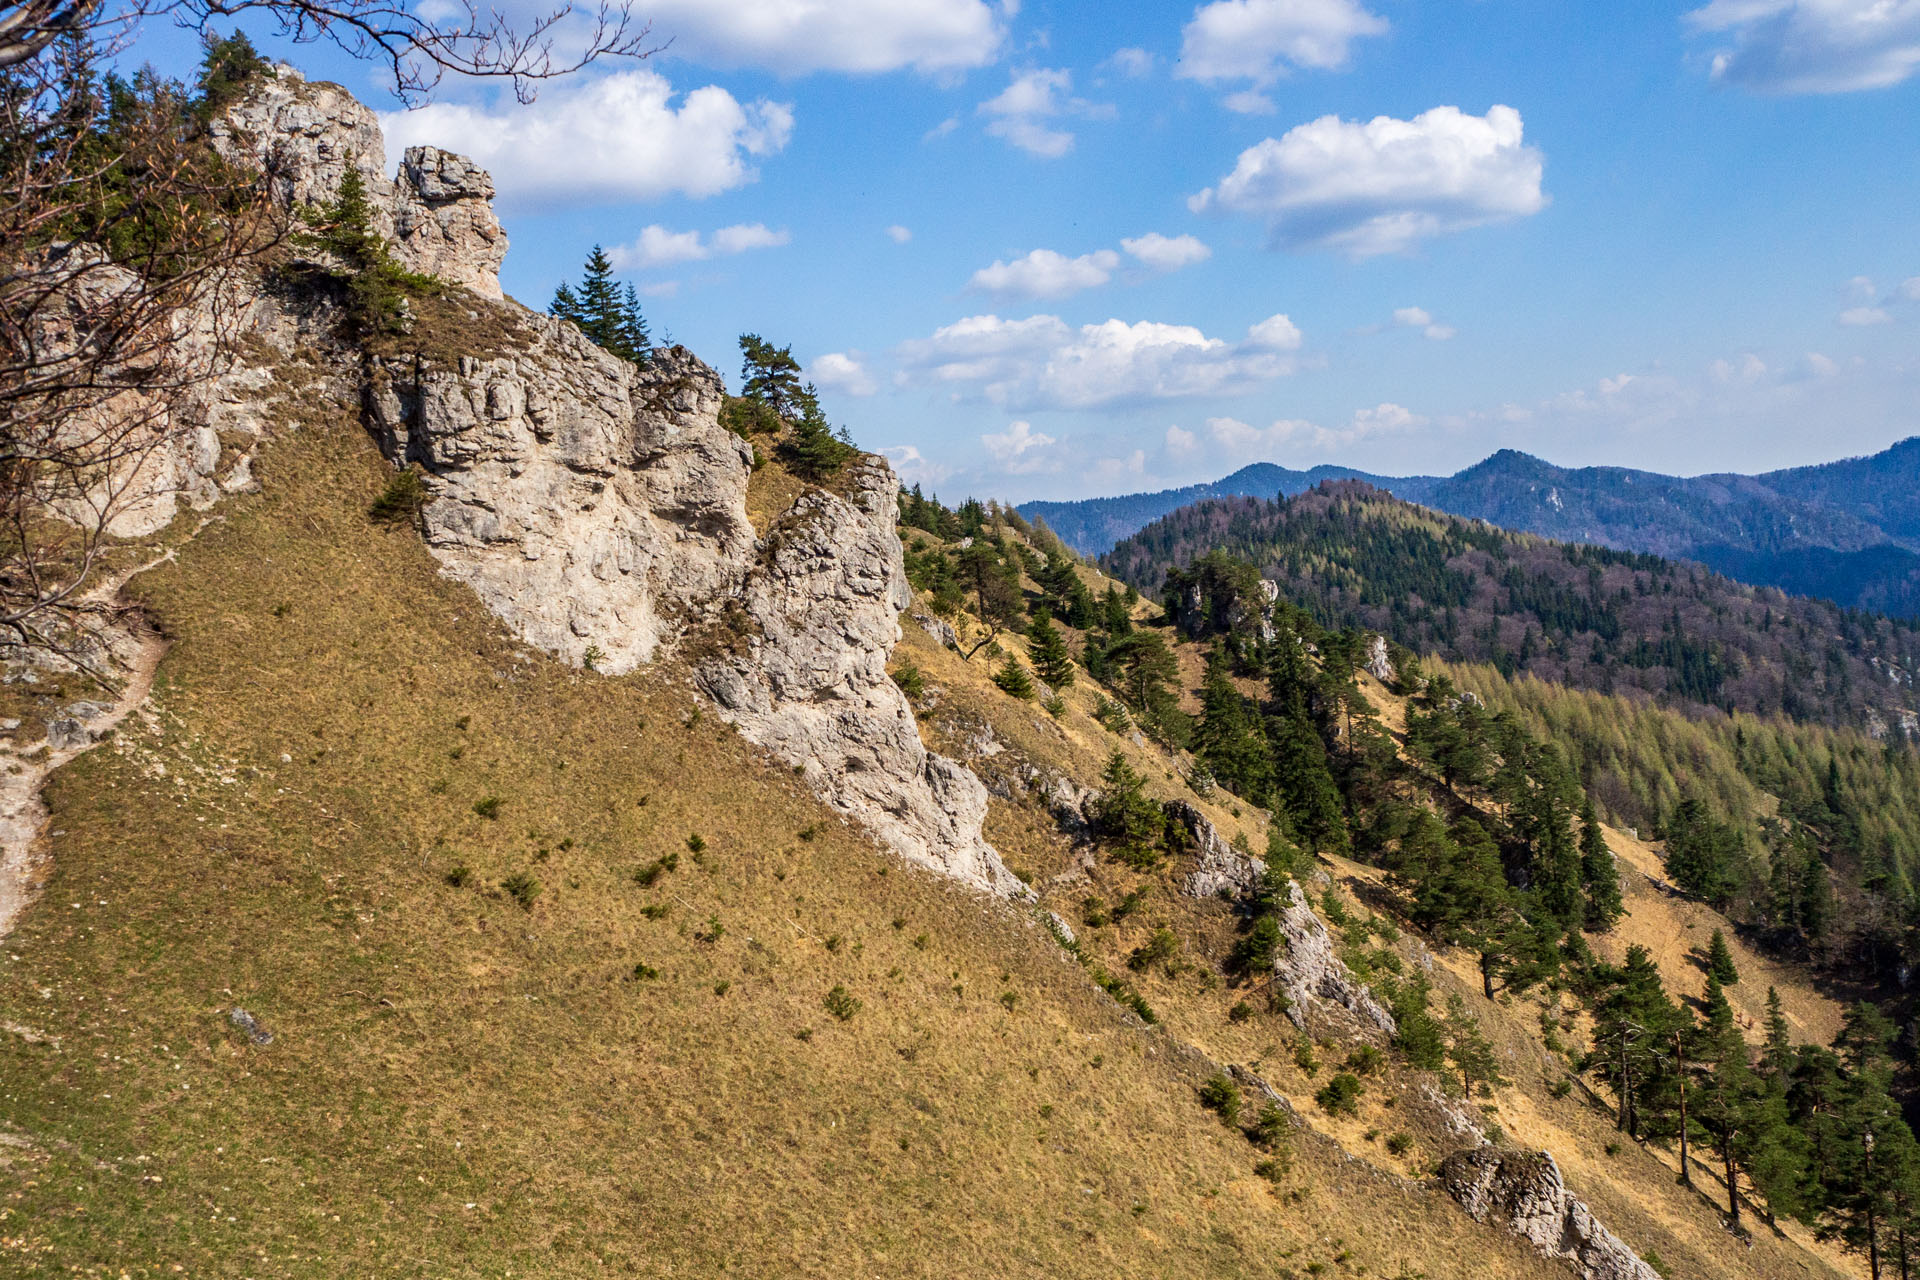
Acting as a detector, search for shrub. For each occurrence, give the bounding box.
[370,468,427,524]
[630,962,658,980]
[444,864,472,888]
[1198,1074,1242,1127]
[633,852,679,886]
[639,903,669,920]
[891,661,926,700]
[798,822,823,841]
[1254,1157,1288,1183]
[1294,1042,1320,1076]
[1344,1045,1385,1076]
[698,913,725,943]
[1548,1078,1573,1100]
[823,985,861,1021]
[686,833,706,854]
[1229,914,1283,973]
[1250,1102,1290,1147]
[993,659,1036,700]
[473,795,503,820]
[999,991,1018,1011]
[1093,696,1132,734]
[1228,1000,1253,1023]
[1128,926,1180,973]
[1042,693,1066,717]
[1315,1072,1362,1117]
[1081,897,1110,928]
[501,872,540,910]
[1384,1132,1414,1157]
[713,980,731,996]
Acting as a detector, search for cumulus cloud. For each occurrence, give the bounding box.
[1392,305,1456,339]
[1121,232,1213,271]
[1165,424,1199,453]
[897,311,1305,409]
[1202,401,1426,456]
[1177,0,1388,88]
[1108,46,1156,77]
[642,0,1004,75]
[982,420,1060,471]
[969,248,1121,299]
[810,352,878,397]
[380,71,792,211]
[607,222,791,270]
[978,67,1111,157]
[1189,105,1547,257]
[1839,305,1893,326]
[886,224,914,243]
[1686,0,1920,94]
[879,444,954,487]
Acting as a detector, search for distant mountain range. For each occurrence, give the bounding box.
[1019,438,1920,618]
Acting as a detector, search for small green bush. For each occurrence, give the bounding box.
[686,833,706,854]
[1228,1000,1253,1023]
[1198,1074,1242,1127]
[1253,1157,1288,1183]
[1384,1132,1414,1157]
[639,904,669,920]
[1344,1045,1385,1076]
[1294,1042,1320,1076]
[634,852,679,886]
[630,962,659,980]
[1250,1102,1290,1148]
[1042,693,1066,717]
[999,991,1018,1012]
[1315,1072,1362,1117]
[370,469,427,524]
[473,795,503,820]
[501,872,540,910]
[823,985,861,1021]
[891,661,926,700]
[992,659,1036,700]
[444,864,472,888]
[1128,926,1180,973]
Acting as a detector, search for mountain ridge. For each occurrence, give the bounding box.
[1021,440,1920,617]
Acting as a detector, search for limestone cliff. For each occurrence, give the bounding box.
[1439,1146,1661,1280]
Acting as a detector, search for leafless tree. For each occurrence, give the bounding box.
[0,0,650,668]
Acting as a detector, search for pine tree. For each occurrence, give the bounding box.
[1193,648,1270,804]
[993,657,1036,701]
[1590,945,1681,1139]
[1090,749,1164,870]
[1706,928,1740,986]
[1761,987,1794,1082]
[738,333,804,418]
[1579,797,1625,931]
[783,394,855,480]
[549,246,650,365]
[1443,994,1504,1098]
[1027,606,1075,688]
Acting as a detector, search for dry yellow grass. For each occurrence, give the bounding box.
[1,420,1567,1280]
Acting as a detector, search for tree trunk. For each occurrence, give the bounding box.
[1674,1033,1691,1188]
[1480,951,1497,1001]
[1724,1135,1739,1226]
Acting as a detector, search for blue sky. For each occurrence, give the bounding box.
[149,1,1920,501]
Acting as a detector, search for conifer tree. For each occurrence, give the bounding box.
[1590,945,1681,1139]
[783,393,855,480]
[1027,606,1075,688]
[1443,994,1503,1098]
[738,333,804,418]
[1194,648,1270,804]
[1090,749,1164,870]
[1707,928,1740,986]
[1579,797,1625,931]
[1761,987,1794,1081]
[550,246,651,365]
[993,656,1035,701]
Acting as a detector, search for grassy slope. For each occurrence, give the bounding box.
[897,530,1861,1280]
[0,418,1572,1280]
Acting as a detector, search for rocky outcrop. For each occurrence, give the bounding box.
[697,461,1024,897]
[1273,880,1396,1037]
[210,66,388,226]
[1169,801,1264,898]
[390,146,507,299]
[1439,1147,1660,1280]
[364,334,757,674]
[1365,633,1395,684]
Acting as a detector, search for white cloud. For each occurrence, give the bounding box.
[879,444,954,487]
[1391,305,1455,339]
[969,248,1122,299]
[1120,232,1212,272]
[607,222,790,270]
[1222,90,1278,115]
[977,67,1111,157]
[897,311,1305,409]
[380,71,792,211]
[1839,305,1893,326]
[811,352,878,397]
[1177,0,1388,87]
[1686,0,1920,94]
[886,224,914,243]
[1190,105,1547,257]
[1901,277,1920,301]
[982,420,1059,472]
[1108,46,1156,77]
[641,0,1004,75]
[1203,401,1426,456]
[1165,424,1199,453]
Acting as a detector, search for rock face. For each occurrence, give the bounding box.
[1169,801,1264,898]
[1273,880,1397,1037]
[1439,1146,1660,1280]
[209,66,389,227]
[696,461,1024,897]
[390,146,508,299]
[1365,633,1395,684]
[364,334,758,675]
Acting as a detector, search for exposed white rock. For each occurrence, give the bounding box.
[1169,801,1263,898]
[364,334,757,675]
[209,65,389,230]
[390,146,507,298]
[1366,633,1395,683]
[1273,880,1397,1038]
[1439,1146,1660,1280]
[697,460,1025,897]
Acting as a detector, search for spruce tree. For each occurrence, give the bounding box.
[993,657,1035,701]
[1443,994,1503,1098]
[549,246,651,365]
[1591,945,1681,1139]
[1027,606,1075,688]
[1706,928,1740,986]
[783,394,855,480]
[1090,749,1164,870]
[738,333,804,418]
[1579,797,1624,931]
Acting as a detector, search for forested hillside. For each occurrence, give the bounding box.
[1104,482,1920,736]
